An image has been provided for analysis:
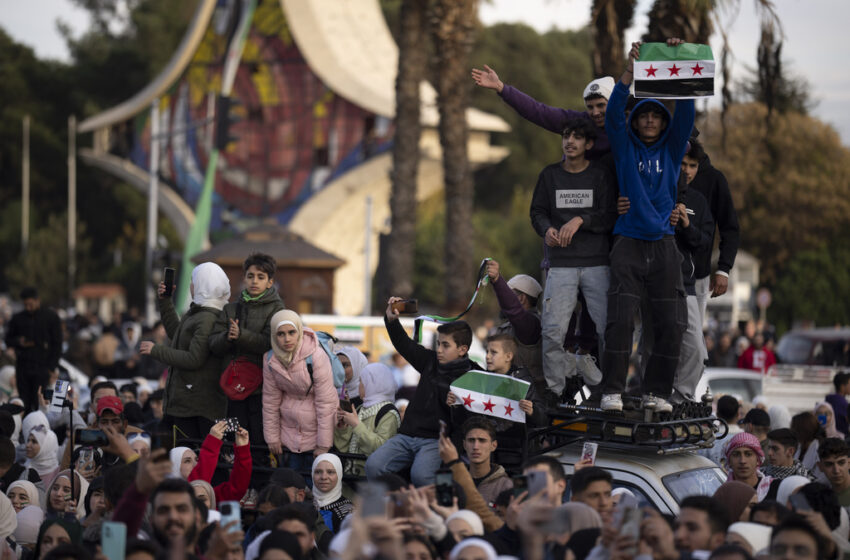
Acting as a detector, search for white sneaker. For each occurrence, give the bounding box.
[643,394,673,414]
[576,353,603,385]
[601,393,623,412]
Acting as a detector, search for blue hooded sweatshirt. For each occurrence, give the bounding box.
[605,80,695,240]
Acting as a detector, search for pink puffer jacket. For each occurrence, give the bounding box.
[262,328,337,453]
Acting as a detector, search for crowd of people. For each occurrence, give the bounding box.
[0,36,845,560]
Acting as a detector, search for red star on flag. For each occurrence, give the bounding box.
[483,399,495,412]
[691,63,704,76]
[504,403,514,416]
[668,64,681,76]
[645,65,657,77]
[462,394,474,407]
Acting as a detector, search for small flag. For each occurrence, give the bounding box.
[450,370,530,424]
[633,42,714,99]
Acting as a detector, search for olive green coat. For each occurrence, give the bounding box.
[152,298,226,420]
[208,288,284,368]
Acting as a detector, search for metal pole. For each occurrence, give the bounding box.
[68,116,77,302]
[22,115,30,254]
[145,100,161,326]
[363,196,372,316]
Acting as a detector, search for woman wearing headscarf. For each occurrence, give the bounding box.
[44,470,89,521]
[21,412,59,490]
[0,366,17,404]
[726,522,771,556]
[141,262,231,440]
[0,493,16,541]
[712,481,758,522]
[448,538,498,560]
[169,447,198,479]
[7,481,41,513]
[334,363,400,476]
[776,475,811,507]
[815,401,845,439]
[190,480,216,511]
[768,405,792,430]
[33,518,82,560]
[15,505,44,552]
[311,453,352,534]
[262,311,337,471]
[336,347,368,407]
[446,510,485,541]
[791,411,825,472]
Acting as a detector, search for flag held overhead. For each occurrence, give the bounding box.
[634,42,715,99]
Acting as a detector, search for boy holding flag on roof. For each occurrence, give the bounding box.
[599,38,698,414]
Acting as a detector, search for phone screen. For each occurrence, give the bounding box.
[162,268,176,297]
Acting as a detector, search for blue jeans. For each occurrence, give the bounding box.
[282,451,315,488]
[541,266,609,394]
[364,434,441,486]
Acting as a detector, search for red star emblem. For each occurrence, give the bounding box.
[691,63,704,76]
[668,64,681,76]
[462,394,474,407]
[645,65,657,77]
[483,399,495,412]
[504,403,514,416]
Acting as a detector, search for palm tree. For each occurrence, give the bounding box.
[387,0,428,300]
[428,0,479,310]
[590,0,637,78]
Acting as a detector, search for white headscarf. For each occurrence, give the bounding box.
[14,505,42,545]
[728,522,772,556]
[6,481,40,510]
[311,453,344,508]
[776,475,811,507]
[337,347,368,399]
[269,310,304,366]
[446,510,484,536]
[245,530,270,560]
[22,412,58,479]
[449,538,498,560]
[191,262,231,310]
[0,493,15,539]
[0,366,15,400]
[169,447,194,479]
[769,405,792,430]
[359,363,398,409]
[45,469,89,521]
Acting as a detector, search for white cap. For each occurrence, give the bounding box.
[507,274,543,298]
[583,76,615,100]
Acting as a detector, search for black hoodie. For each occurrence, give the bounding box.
[385,317,481,439]
[688,155,740,278]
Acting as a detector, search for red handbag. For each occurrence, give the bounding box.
[219,357,263,400]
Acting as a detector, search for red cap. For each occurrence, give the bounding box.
[97,395,124,417]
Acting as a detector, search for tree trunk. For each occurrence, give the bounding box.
[590,0,636,78]
[642,0,712,44]
[429,0,479,311]
[386,0,428,300]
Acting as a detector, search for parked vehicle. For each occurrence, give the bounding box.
[775,328,850,367]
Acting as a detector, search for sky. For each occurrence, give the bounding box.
[2,0,849,144]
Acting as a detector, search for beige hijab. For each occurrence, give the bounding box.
[269,310,304,367]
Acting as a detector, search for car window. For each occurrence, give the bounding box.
[662,468,725,503]
[815,340,850,366]
[708,378,762,402]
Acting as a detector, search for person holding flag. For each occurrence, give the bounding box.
[599,38,696,414]
[364,297,481,486]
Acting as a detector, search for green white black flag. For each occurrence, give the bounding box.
[634,43,715,99]
[450,370,530,424]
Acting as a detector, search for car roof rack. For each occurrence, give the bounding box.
[522,396,729,458]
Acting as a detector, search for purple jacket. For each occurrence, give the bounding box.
[492,276,541,345]
[826,393,849,436]
[499,85,611,160]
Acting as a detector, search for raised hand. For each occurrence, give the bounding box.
[470,65,504,92]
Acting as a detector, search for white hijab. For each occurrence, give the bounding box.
[22,412,58,479]
[6,481,40,510]
[0,493,15,540]
[13,505,42,545]
[169,447,194,479]
[728,522,772,555]
[776,475,811,507]
[45,469,89,521]
[446,510,485,536]
[337,347,368,399]
[311,453,344,508]
[191,262,231,310]
[450,539,498,560]
[359,363,398,409]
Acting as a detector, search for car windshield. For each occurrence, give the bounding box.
[708,377,762,403]
[663,468,726,503]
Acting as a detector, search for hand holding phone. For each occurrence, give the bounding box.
[390,299,418,315]
[580,442,598,466]
[101,521,127,560]
[161,268,176,298]
[219,501,241,533]
[435,471,455,507]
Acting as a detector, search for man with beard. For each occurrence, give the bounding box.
[112,449,176,543]
[637,496,730,558]
[150,478,201,555]
[4,287,62,412]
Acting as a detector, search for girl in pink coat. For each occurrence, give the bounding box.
[262,310,338,473]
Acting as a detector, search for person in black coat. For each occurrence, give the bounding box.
[4,288,62,413]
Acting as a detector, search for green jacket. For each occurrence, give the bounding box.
[152,298,226,420]
[333,402,401,476]
[208,288,284,368]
